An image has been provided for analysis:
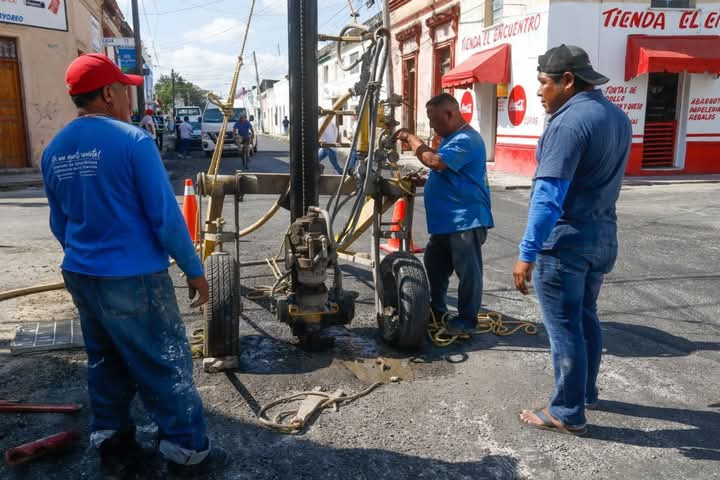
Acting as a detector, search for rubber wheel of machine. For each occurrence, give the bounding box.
[203,252,241,358]
[337,290,355,324]
[377,252,430,349]
[204,150,212,158]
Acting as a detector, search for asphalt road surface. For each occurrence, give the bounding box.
[0,135,718,480]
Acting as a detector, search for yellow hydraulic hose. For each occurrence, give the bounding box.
[0,282,66,302]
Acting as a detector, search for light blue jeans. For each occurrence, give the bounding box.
[62,270,209,465]
[318,148,343,174]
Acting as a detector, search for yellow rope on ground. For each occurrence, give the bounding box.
[257,382,382,434]
[428,310,538,347]
[190,328,205,359]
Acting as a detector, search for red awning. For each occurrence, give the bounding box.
[625,35,720,81]
[441,43,511,88]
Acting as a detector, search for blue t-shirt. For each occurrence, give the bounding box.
[233,120,252,137]
[42,116,203,278]
[423,126,494,234]
[534,89,632,249]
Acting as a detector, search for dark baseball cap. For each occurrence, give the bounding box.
[537,44,609,86]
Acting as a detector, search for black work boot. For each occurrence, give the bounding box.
[167,446,229,478]
[98,428,157,479]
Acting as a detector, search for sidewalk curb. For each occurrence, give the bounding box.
[0,178,44,190]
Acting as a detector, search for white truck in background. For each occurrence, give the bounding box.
[201,100,258,158]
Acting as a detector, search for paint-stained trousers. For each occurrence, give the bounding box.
[62,269,210,465]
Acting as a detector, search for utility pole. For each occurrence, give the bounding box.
[171,69,176,119]
[131,0,144,112]
[252,51,265,133]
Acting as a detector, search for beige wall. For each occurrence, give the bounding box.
[0,0,103,168]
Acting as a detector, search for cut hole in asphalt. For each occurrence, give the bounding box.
[343,357,415,383]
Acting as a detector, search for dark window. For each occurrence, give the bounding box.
[0,38,17,59]
[350,52,360,74]
[650,0,694,7]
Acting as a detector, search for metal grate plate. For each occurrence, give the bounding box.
[11,319,84,355]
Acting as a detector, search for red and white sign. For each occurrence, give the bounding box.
[460,91,474,122]
[601,8,720,30]
[507,86,527,126]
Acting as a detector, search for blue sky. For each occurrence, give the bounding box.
[118,0,380,95]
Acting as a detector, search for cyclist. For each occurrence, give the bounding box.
[233,115,254,161]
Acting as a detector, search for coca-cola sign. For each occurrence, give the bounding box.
[460,91,474,123]
[508,86,527,126]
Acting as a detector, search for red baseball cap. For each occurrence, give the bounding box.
[65,53,143,95]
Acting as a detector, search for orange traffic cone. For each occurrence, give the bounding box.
[380,198,424,254]
[182,179,199,243]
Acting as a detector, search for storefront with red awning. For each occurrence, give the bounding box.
[448,1,720,177]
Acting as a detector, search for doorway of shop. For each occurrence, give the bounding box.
[642,72,686,169]
[0,37,29,169]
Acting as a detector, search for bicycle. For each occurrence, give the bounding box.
[234,134,251,170]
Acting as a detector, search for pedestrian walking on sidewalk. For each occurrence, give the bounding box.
[513,45,632,435]
[392,93,494,335]
[318,118,343,174]
[282,115,290,135]
[41,53,227,478]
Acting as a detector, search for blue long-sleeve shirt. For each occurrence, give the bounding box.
[518,177,570,263]
[42,116,203,279]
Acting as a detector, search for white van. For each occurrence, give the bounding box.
[201,102,258,157]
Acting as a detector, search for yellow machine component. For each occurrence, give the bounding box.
[357,102,386,154]
[287,303,340,324]
[201,0,256,261]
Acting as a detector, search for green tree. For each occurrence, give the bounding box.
[155,73,209,115]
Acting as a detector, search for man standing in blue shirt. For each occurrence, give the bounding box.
[393,93,494,335]
[514,45,632,435]
[42,53,226,477]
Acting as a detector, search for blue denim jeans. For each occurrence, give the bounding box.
[62,270,209,464]
[423,227,487,321]
[181,138,191,157]
[533,244,617,426]
[318,148,343,174]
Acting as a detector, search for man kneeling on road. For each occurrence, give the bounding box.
[513,45,631,435]
[392,93,494,335]
[42,53,227,477]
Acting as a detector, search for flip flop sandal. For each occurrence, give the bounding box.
[519,408,587,436]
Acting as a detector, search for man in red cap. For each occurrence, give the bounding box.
[42,53,226,478]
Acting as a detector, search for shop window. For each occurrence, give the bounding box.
[402,55,417,149]
[434,45,453,96]
[650,0,694,8]
[0,38,17,58]
[493,0,504,21]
